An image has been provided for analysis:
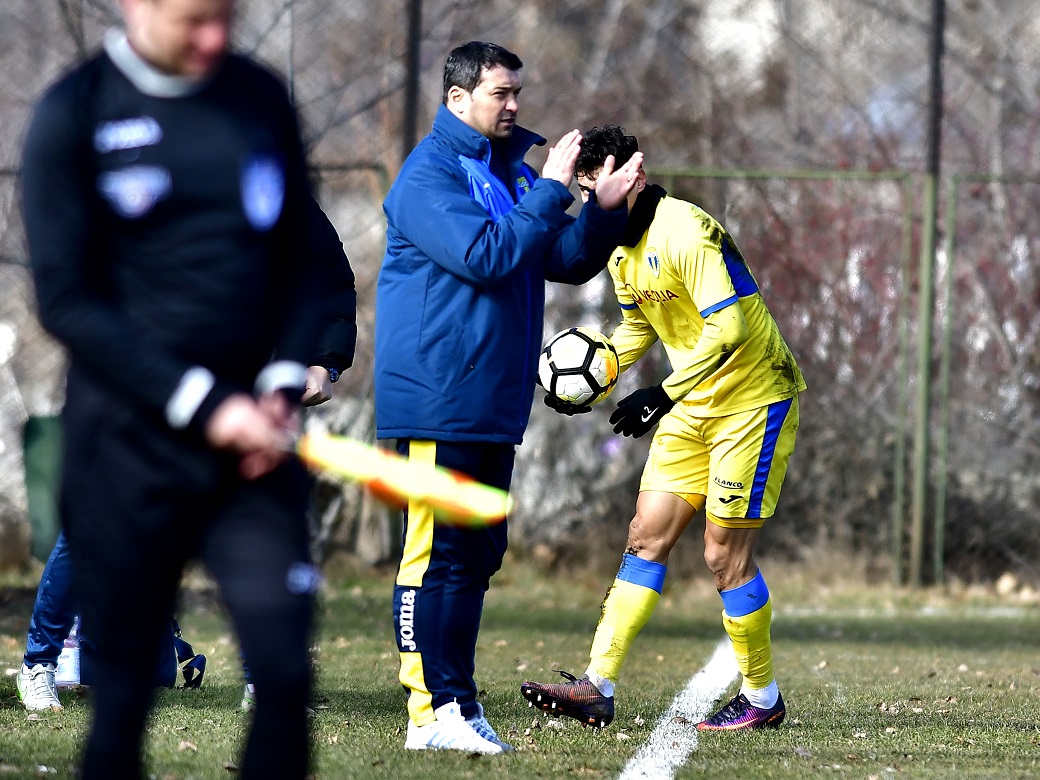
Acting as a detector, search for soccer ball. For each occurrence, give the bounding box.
[538,327,620,407]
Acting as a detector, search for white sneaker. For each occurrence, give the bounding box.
[17,663,63,712]
[467,702,513,751]
[404,701,503,754]
[240,683,256,712]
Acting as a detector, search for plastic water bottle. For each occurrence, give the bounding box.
[55,617,80,688]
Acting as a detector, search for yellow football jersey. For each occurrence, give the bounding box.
[609,193,805,417]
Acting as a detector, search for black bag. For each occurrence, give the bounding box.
[157,619,207,689]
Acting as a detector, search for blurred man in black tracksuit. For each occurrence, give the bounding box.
[19,0,341,776]
[14,193,357,716]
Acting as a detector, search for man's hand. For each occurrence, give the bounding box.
[592,151,645,211]
[543,393,592,416]
[541,129,582,186]
[608,383,674,438]
[204,393,296,479]
[301,365,333,406]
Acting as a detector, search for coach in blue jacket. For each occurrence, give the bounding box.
[375,41,644,754]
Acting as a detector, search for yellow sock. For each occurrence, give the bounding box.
[587,554,665,683]
[720,570,774,690]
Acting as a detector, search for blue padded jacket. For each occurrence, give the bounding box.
[375,105,627,444]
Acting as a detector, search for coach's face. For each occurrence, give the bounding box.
[448,65,522,141]
[122,0,233,78]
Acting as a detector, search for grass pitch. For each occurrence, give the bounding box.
[1,559,1038,779]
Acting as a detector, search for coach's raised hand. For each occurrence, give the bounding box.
[542,129,582,186]
[591,151,644,211]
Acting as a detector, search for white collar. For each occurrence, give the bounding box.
[104,28,212,98]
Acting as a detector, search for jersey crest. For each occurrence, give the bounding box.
[646,248,661,278]
[241,155,284,231]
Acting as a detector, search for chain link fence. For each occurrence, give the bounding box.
[2,161,1039,583]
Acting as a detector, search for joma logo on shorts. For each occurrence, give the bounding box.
[399,589,417,651]
[713,477,744,489]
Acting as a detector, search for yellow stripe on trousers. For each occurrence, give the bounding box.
[396,441,436,587]
[396,440,436,725]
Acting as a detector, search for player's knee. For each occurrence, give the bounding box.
[705,551,758,592]
[703,543,740,584]
[702,543,724,578]
[625,514,671,561]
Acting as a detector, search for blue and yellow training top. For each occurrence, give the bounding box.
[609,186,805,417]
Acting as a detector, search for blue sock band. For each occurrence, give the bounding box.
[720,570,770,617]
[617,554,667,594]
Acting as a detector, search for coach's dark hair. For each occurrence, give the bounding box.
[576,125,640,176]
[442,41,523,103]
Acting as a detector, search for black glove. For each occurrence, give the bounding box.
[543,393,593,416]
[609,383,675,437]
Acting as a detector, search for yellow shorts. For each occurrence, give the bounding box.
[639,395,800,528]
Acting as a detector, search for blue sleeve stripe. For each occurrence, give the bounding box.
[699,295,739,318]
[722,238,759,296]
[617,553,666,593]
[720,570,770,617]
[619,302,639,310]
[747,397,794,517]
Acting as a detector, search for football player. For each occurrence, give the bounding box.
[521,125,805,732]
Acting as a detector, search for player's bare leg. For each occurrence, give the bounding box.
[697,517,785,730]
[701,520,758,591]
[521,491,699,727]
[585,490,701,687]
[625,490,703,563]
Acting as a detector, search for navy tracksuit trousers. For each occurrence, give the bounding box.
[391,439,513,724]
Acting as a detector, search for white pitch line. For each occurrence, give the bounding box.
[617,640,738,780]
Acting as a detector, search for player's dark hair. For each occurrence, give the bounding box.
[576,125,640,176]
[442,41,523,103]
